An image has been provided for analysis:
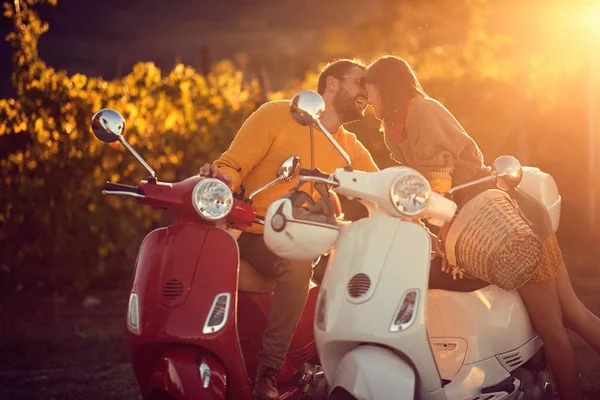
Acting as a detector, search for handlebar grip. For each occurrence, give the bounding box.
[299,168,331,179]
[104,182,140,194]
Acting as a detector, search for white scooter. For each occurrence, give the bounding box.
[263,90,561,400]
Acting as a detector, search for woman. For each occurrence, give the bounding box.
[364,55,600,399]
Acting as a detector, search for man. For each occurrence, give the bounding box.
[199,59,379,400]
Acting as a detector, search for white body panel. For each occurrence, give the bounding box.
[443,357,522,400]
[330,345,416,400]
[427,286,536,368]
[333,167,457,221]
[262,163,557,399]
[316,217,442,395]
[316,217,540,399]
[520,167,561,231]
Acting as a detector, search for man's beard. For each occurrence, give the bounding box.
[332,88,365,125]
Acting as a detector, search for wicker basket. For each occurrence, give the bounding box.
[445,189,543,290]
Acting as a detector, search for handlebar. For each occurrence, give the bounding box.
[299,168,331,179]
[298,168,339,186]
[102,182,145,198]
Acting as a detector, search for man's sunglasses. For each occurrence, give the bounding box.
[337,75,367,88]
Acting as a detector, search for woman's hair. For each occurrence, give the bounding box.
[365,55,426,129]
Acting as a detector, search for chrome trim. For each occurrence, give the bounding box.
[249,156,301,199]
[126,292,141,335]
[298,175,339,187]
[192,179,234,221]
[202,292,232,334]
[448,174,496,195]
[118,136,156,178]
[389,171,432,218]
[315,119,351,166]
[102,190,146,198]
[248,176,282,200]
[199,359,211,388]
[390,289,420,332]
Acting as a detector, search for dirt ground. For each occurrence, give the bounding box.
[0,242,599,400]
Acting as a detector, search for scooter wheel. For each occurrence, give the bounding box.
[515,369,553,400]
[328,388,356,400]
[535,371,554,400]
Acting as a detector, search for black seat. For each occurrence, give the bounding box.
[428,258,489,292]
[314,255,488,292]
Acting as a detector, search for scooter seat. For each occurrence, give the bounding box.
[238,259,277,293]
[428,258,489,292]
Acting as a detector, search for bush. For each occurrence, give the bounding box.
[0,0,263,289]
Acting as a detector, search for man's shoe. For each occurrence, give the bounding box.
[252,364,279,400]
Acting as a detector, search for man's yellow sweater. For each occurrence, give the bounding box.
[214,100,379,234]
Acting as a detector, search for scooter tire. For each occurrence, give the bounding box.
[328,387,356,400]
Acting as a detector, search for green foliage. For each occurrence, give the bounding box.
[1,0,598,289]
[0,0,263,288]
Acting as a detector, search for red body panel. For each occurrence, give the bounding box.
[146,348,227,399]
[137,176,256,229]
[114,174,318,399]
[128,221,319,399]
[128,222,251,398]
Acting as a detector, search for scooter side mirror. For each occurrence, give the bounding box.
[448,155,523,195]
[91,108,157,179]
[276,156,301,182]
[492,155,523,191]
[248,156,302,200]
[91,108,125,143]
[289,91,352,167]
[290,90,325,127]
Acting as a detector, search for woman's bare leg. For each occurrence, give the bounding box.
[518,279,582,399]
[555,260,600,353]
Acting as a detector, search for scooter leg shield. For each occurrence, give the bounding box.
[146,348,227,400]
[329,345,415,400]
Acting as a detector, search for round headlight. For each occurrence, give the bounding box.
[192,178,234,221]
[390,171,432,217]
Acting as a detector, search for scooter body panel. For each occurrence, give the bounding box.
[316,215,542,399]
[128,221,251,398]
[316,216,443,396]
[129,221,319,399]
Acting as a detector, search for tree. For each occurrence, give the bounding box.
[1,0,263,288]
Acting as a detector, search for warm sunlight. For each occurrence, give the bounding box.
[547,5,600,41]
[579,8,600,36]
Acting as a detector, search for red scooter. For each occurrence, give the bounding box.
[91,109,326,400]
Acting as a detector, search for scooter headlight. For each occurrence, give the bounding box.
[192,178,233,221]
[390,170,432,218]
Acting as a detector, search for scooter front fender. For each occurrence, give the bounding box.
[329,345,416,400]
[145,347,227,400]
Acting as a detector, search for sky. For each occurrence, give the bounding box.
[0,0,376,96]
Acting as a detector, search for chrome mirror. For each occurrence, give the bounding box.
[276,156,301,182]
[248,156,302,200]
[290,90,325,126]
[91,108,156,179]
[91,108,125,143]
[289,91,352,167]
[492,155,523,191]
[448,155,523,195]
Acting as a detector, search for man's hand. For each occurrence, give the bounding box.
[199,163,233,188]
